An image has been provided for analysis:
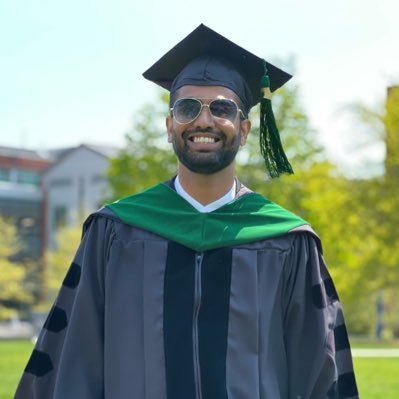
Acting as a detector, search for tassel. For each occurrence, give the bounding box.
[260,63,293,178]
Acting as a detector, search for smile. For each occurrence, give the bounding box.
[192,136,217,144]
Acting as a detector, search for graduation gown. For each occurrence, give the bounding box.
[15,180,359,399]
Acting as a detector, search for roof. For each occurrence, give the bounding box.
[0,143,119,162]
[0,146,53,162]
[41,143,120,176]
[81,144,120,158]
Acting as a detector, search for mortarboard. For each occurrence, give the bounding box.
[143,24,293,177]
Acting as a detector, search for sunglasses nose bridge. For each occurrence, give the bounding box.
[194,102,214,124]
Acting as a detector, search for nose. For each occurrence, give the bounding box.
[193,104,215,128]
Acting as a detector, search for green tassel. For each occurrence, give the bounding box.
[260,64,293,178]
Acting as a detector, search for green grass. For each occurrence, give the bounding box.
[0,340,33,399]
[354,357,399,398]
[0,340,398,398]
[349,338,399,397]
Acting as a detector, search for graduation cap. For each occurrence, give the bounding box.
[143,23,293,177]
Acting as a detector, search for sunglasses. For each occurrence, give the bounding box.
[170,98,245,124]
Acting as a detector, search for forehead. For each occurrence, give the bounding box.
[175,85,240,102]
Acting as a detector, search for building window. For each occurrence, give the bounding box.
[0,168,11,182]
[17,170,40,186]
[49,178,72,187]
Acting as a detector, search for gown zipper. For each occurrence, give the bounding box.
[193,252,204,399]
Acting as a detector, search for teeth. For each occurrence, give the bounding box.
[193,137,215,144]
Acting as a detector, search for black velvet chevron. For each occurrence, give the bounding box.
[25,350,53,377]
[311,283,325,309]
[312,277,340,309]
[334,324,351,351]
[43,306,67,333]
[338,372,358,398]
[62,262,81,289]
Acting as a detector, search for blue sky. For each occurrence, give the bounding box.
[1,0,398,173]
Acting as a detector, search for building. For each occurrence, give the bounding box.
[42,144,119,248]
[0,143,119,256]
[0,146,52,259]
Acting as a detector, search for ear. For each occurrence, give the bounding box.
[239,119,251,146]
[166,115,173,143]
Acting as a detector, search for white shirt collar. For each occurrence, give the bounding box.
[174,175,236,213]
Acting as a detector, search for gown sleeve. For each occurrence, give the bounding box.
[283,233,359,399]
[14,214,115,399]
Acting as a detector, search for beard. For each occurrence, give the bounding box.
[171,127,241,174]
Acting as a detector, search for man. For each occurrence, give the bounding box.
[15,24,359,398]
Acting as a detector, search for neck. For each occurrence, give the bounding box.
[177,163,236,205]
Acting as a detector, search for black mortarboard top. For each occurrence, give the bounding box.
[143,24,293,178]
[143,24,291,107]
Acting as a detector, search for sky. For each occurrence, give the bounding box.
[1,0,398,175]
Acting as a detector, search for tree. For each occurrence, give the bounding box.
[321,86,399,336]
[45,224,82,304]
[0,217,32,320]
[107,91,177,200]
[236,82,325,192]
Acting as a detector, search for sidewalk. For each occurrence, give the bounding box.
[0,320,33,339]
[352,349,399,357]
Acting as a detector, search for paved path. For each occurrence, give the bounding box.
[352,349,399,357]
[0,321,33,339]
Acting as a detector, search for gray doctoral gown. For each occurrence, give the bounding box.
[15,187,359,399]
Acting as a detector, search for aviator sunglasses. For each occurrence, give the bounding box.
[170,98,246,124]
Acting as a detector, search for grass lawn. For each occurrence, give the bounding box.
[354,357,399,398]
[0,340,33,399]
[0,339,398,398]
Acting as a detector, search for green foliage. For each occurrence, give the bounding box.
[45,224,82,304]
[236,83,325,191]
[333,91,399,335]
[107,91,177,200]
[346,182,399,335]
[0,217,33,320]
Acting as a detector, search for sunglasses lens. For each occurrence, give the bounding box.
[210,99,238,121]
[172,98,239,123]
[173,98,201,123]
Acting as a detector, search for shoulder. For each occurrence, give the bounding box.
[237,180,322,250]
[236,181,302,219]
[236,229,321,253]
[84,206,167,244]
[83,207,120,234]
